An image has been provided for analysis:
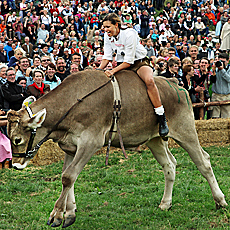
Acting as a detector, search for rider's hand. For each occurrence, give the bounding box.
[104,69,114,78]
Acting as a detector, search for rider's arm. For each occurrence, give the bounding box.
[110,62,131,75]
[98,59,110,69]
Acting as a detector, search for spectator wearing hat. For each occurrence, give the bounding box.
[158,30,167,46]
[35,1,43,16]
[62,48,71,69]
[195,17,209,36]
[164,24,174,38]
[198,43,209,59]
[211,53,230,118]
[90,14,99,29]
[99,8,107,24]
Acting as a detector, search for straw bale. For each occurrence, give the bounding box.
[195,118,230,130]
[31,139,65,166]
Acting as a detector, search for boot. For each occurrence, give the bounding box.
[157,113,169,137]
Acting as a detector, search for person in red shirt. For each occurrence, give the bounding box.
[205,8,217,25]
[50,2,59,16]
[0,21,6,33]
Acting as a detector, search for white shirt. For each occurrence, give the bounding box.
[103,28,147,64]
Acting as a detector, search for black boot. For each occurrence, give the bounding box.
[157,113,169,137]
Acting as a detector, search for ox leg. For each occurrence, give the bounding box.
[63,154,77,228]
[147,137,177,210]
[176,137,228,208]
[47,136,104,228]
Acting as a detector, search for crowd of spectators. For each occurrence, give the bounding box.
[0,0,230,168]
[0,0,230,121]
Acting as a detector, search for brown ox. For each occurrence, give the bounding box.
[7,70,228,228]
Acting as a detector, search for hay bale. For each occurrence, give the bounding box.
[195,118,230,130]
[31,139,65,166]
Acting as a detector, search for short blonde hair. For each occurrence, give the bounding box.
[14,47,26,57]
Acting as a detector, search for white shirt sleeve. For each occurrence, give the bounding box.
[123,30,137,64]
[102,33,113,61]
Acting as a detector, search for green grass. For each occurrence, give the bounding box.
[0,146,229,230]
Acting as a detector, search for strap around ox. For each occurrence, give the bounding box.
[110,76,121,141]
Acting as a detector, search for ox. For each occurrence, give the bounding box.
[7,70,228,228]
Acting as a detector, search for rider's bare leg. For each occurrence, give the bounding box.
[137,65,169,137]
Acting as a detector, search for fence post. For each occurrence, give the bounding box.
[199,91,204,120]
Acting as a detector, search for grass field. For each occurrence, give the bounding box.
[0,146,229,230]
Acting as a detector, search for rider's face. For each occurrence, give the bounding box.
[103,21,119,37]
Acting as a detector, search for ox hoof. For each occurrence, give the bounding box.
[159,201,172,210]
[47,217,54,226]
[215,198,228,210]
[62,216,76,228]
[50,218,63,228]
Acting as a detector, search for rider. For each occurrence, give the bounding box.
[98,13,169,137]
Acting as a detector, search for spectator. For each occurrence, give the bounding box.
[55,57,70,81]
[173,18,185,37]
[71,53,84,70]
[0,64,8,85]
[211,53,230,118]
[195,17,209,36]
[161,58,180,79]
[205,8,217,26]
[43,63,61,90]
[40,10,51,30]
[220,17,230,51]
[40,55,51,71]
[140,10,150,38]
[0,43,7,63]
[8,47,26,68]
[16,76,27,89]
[37,23,49,44]
[1,67,27,111]
[27,69,50,99]
[22,37,33,58]
[184,15,194,38]
[16,57,33,86]
[189,45,199,62]
[145,38,156,57]
[153,57,167,76]
[12,17,25,41]
[70,62,79,74]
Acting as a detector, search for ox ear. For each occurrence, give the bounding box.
[27,108,46,129]
[22,96,36,108]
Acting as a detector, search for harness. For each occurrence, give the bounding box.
[13,74,127,165]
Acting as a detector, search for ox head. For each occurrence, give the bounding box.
[7,97,47,170]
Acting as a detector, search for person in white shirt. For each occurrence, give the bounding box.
[195,17,209,36]
[98,13,169,137]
